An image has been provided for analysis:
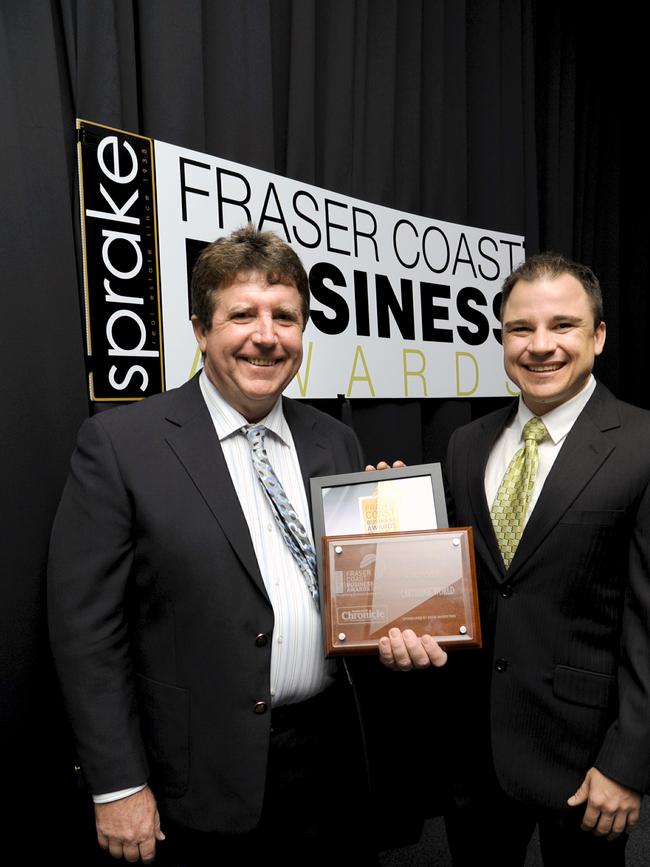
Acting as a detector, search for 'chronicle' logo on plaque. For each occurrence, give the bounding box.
[338,607,388,624]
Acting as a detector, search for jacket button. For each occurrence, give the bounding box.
[499,584,513,599]
[255,633,269,647]
[495,658,508,672]
[254,701,268,714]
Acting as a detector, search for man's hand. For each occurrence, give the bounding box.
[378,627,448,671]
[365,460,407,471]
[567,767,641,839]
[365,463,446,672]
[95,786,165,863]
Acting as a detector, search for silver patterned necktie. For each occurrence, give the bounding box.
[490,416,549,569]
[242,424,319,605]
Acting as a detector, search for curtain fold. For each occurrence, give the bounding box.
[1,1,645,858]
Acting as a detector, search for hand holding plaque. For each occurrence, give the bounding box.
[310,465,482,656]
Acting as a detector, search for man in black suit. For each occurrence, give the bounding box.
[49,226,429,865]
[380,253,649,865]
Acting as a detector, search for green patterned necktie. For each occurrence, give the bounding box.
[490,416,549,569]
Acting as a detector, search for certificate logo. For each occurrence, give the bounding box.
[359,491,400,532]
[338,606,388,624]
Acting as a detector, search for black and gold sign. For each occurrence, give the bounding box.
[77,119,164,400]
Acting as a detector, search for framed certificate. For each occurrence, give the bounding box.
[310,465,481,656]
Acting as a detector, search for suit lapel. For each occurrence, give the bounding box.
[282,398,334,522]
[467,404,516,582]
[507,384,620,578]
[162,376,267,599]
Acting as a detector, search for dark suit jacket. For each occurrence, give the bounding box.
[47,375,364,832]
[444,382,650,808]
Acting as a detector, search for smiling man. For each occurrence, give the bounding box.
[502,270,606,414]
[437,253,650,865]
[376,252,650,861]
[48,226,377,865]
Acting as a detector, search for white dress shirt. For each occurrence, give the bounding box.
[484,375,597,524]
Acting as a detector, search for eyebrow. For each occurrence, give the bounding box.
[225,304,255,315]
[224,303,301,317]
[273,305,301,317]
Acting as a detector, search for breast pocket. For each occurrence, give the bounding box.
[559,509,623,526]
[553,664,616,709]
[136,673,190,797]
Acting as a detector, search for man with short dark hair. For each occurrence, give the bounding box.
[49,226,410,865]
[381,253,650,864]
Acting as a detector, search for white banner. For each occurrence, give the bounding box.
[155,142,524,399]
[77,121,524,401]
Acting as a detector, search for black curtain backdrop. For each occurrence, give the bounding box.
[1,0,647,860]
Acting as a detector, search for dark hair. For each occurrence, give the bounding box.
[191,225,310,328]
[500,252,604,328]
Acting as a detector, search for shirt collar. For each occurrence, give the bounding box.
[199,370,290,446]
[511,375,597,445]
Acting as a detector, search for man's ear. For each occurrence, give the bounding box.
[191,314,208,352]
[594,320,606,357]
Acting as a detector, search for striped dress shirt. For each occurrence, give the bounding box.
[200,372,334,707]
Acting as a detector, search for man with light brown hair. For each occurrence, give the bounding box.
[49,226,385,865]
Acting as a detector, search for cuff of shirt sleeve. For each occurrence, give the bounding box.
[93,784,147,804]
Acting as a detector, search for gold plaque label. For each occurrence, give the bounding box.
[359,494,400,533]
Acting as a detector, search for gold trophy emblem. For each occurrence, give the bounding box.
[358,486,400,533]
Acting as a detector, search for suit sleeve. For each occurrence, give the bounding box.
[595,477,650,793]
[48,416,149,794]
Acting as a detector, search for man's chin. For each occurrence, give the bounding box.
[521,387,569,415]
[237,386,289,419]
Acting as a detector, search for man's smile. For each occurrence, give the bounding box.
[242,357,282,366]
[524,363,564,373]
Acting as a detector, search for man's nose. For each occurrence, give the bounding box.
[251,315,278,346]
[528,327,555,354]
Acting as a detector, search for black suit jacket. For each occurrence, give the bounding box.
[444,383,650,808]
[48,375,364,832]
